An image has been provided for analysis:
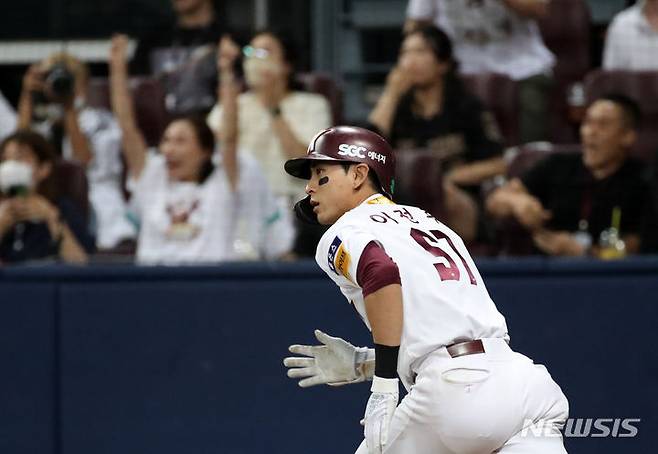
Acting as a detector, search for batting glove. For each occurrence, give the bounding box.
[283,329,375,387]
[363,376,399,454]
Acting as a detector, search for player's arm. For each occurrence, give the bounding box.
[283,241,400,388]
[359,242,402,454]
[364,285,402,375]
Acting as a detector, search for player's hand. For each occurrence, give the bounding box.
[362,376,399,454]
[284,329,374,387]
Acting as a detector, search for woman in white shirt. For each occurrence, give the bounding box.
[208,29,332,256]
[110,35,293,264]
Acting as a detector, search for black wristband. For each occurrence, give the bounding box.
[374,343,399,379]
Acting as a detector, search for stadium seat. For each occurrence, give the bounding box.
[584,70,658,162]
[538,0,591,85]
[296,72,343,125]
[461,73,520,146]
[538,0,592,144]
[54,159,90,224]
[505,141,581,178]
[86,77,169,147]
[394,149,445,220]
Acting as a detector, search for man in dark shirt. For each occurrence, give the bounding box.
[130,0,236,115]
[486,94,652,256]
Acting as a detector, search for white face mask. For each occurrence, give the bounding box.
[242,47,282,88]
[0,160,34,196]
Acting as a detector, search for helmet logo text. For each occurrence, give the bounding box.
[338,143,366,159]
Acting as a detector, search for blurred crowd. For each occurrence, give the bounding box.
[0,0,657,266]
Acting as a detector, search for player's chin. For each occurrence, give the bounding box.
[316,210,338,225]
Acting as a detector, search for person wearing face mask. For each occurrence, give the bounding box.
[0,130,95,264]
[17,53,137,251]
[368,25,505,243]
[110,35,294,264]
[207,29,332,257]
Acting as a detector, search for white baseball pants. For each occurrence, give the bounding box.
[355,338,569,454]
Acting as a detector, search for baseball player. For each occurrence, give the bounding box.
[282,126,569,454]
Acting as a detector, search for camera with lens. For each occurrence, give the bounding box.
[45,63,75,100]
[32,62,75,108]
[31,62,76,122]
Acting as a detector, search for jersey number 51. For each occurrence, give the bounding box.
[410,228,477,285]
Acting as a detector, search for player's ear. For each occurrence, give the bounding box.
[351,163,370,190]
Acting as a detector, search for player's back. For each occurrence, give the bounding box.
[316,195,508,388]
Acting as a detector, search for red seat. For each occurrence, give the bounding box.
[461,73,520,146]
[296,72,343,125]
[584,70,658,162]
[86,77,169,148]
[506,142,581,178]
[394,149,445,220]
[538,0,591,85]
[538,0,592,144]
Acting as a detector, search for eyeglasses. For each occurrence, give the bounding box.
[242,46,270,59]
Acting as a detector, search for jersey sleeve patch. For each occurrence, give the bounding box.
[327,235,352,280]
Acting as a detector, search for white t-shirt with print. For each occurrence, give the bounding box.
[207,91,332,200]
[130,150,294,264]
[315,194,508,390]
[407,0,555,80]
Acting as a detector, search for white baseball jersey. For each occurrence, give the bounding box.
[316,194,509,389]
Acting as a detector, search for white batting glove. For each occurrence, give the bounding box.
[363,376,399,454]
[283,329,375,387]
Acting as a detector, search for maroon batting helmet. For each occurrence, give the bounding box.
[284,126,396,224]
[284,125,396,198]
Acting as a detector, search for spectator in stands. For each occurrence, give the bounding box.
[603,0,658,70]
[405,0,555,143]
[17,53,136,251]
[131,0,239,115]
[110,35,293,264]
[0,130,94,264]
[0,91,16,141]
[207,30,332,256]
[368,25,505,242]
[486,94,652,256]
